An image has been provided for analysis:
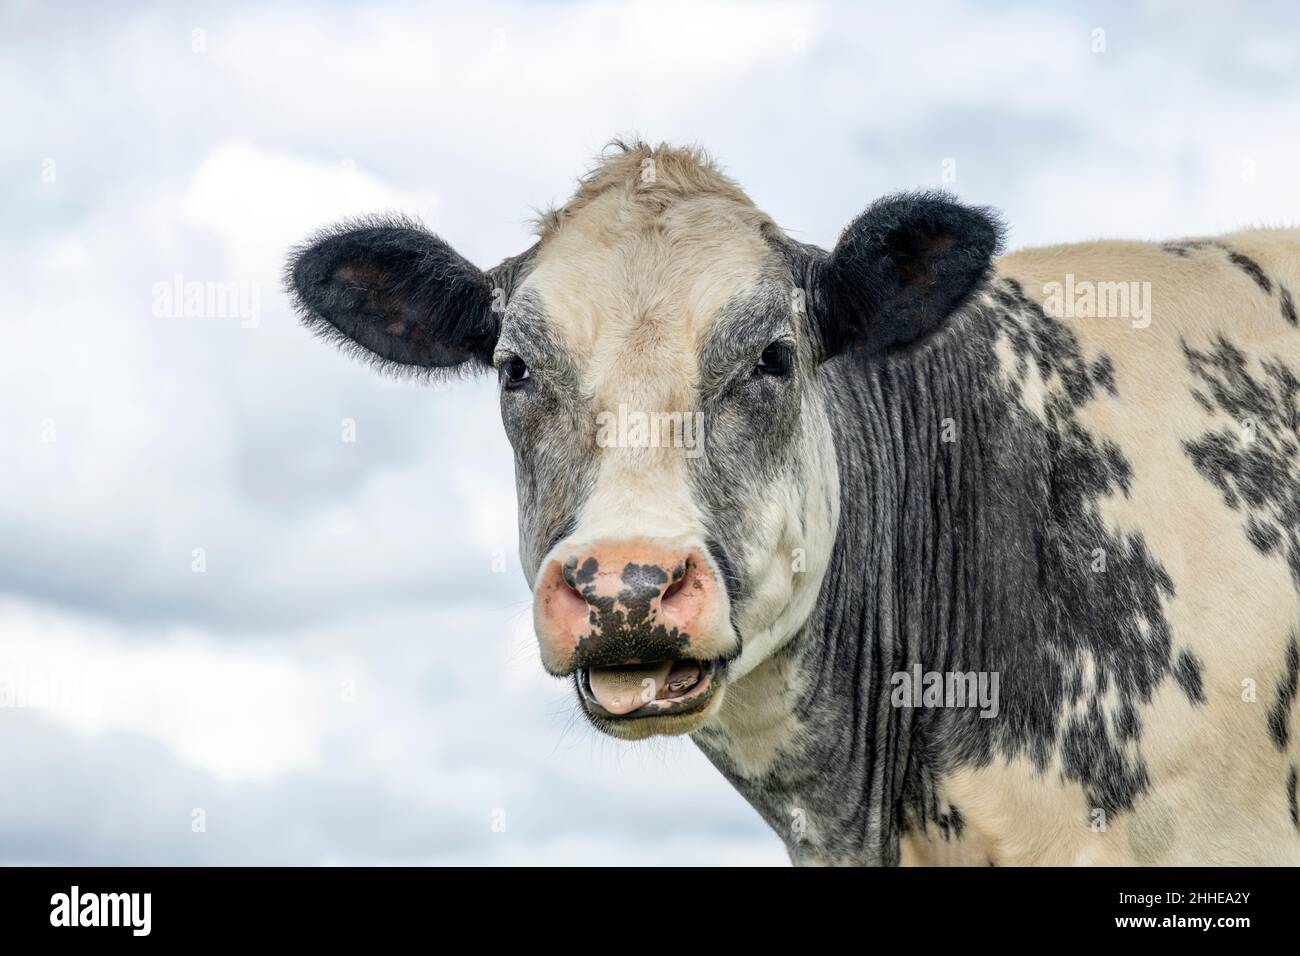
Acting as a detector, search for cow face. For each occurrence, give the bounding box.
[288,144,1001,740]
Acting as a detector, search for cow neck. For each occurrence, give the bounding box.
[699,299,1030,865]
[833,304,1014,857]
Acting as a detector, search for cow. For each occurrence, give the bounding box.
[287,141,1300,866]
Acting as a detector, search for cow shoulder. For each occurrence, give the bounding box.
[977,233,1300,859]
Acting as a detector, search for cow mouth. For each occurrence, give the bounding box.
[577,659,722,721]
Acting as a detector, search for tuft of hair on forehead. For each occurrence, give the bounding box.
[532,139,770,240]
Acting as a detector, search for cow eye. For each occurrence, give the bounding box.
[500,356,531,389]
[757,341,794,377]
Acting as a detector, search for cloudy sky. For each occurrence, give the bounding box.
[2,0,1297,864]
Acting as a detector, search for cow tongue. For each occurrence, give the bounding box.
[588,661,675,715]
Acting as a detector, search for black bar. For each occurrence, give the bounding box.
[0,866,1286,942]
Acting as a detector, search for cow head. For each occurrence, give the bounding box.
[287,143,1001,740]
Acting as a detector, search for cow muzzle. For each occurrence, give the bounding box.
[533,538,738,735]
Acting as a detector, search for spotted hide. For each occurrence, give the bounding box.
[288,143,1300,866]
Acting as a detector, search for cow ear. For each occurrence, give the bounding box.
[286,217,524,376]
[815,192,1003,359]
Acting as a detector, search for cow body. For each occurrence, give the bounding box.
[289,143,1300,865]
[700,235,1300,865]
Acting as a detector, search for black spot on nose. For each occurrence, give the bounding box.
[563,556,600,589]
[620,562,669,595]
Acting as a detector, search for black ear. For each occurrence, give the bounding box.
[286,216,525,376]
[815,192,1004,358]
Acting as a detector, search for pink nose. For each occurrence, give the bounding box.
[533,538,730,675]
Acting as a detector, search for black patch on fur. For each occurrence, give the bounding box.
[1282,286,1297,327]
[814,191,1004,358]
[1225,250,1272,294]
[1161,240,1213,258]
[1159,239,1274,295]
[990,291,1191,796]
[936,805,965,841]
[1247,517,1283,554]
[943,288,1186,814]
[1288,764,1298,830]
[1182,337,1300,585]
[1174,650,1206,705]
[1091,355,1119,397]
[1267,636,1299,751]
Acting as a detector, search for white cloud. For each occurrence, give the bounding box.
[0,598,325,781]
[180,141,443,279]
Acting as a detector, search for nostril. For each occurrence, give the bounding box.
[557,579,588,617]
[538,558,594,641]
[660,560,693,608]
